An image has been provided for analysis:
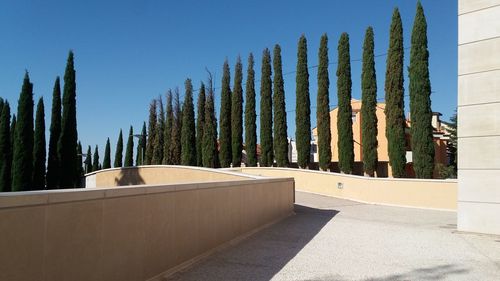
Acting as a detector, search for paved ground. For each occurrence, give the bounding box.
[169,192,500,281]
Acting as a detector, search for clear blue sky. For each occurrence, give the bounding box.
[0,0,457,159]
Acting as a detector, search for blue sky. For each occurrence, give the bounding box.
[0,0,456,158]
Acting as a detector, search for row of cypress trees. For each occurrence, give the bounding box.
[0,51,80,192]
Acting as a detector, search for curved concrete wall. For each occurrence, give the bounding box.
[0,177,294,281]
[85,165,258,188]
[238,167,457,211]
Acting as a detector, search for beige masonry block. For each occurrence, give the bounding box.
[458,70,500,105]
[459,0,500,15]
[459,37,500,74]
[458,136,500,169]
[458,169,500,203]
[459,4,500,44]
[458,103,500,137]
[458,201,500,235]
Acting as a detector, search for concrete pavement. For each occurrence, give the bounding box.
[168,191,500,281]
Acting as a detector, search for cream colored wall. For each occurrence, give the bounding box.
[86,165,256,188]
[0,177,294,281]
[239,167,457,210]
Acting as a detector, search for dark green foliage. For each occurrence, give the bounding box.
[296,35,311,169]
[361,27,379,176]
[385,9,407,178]
[409,2,434,179]
[153,96,165,165]
[448,110,457,175]
[273,45,289,167]
[0,102,12,192]
[181,79,197,166]
[10,115,16,160]
[244,54,257,167]
[114,129,123,167]
[32,98,46,189]
[92,145,100,171]
[260,48,273,167]
[76,142,83,187]
[231,57,243,167]
[317,34,332,171]
[164,90,173,164]
[12,72,34,191]
[169,89,182,165]
[136,122,147,166]
[196,83,206,166]
[103,138,111,169]
[202,75,219,168]
[47,77,61,189]
[58,51,79,188]
[337,33,355,174]
[124,126,134,167]
[85,145,92,173]
[219,60,232,167]
[145,100,157,165]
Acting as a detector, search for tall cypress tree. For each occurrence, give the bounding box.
[181,78,196,166]
[12,72,34,191]
[124,126,134,167]
[219,59,232,167]
[32,97,46,189]
[361,27,379,177]
[196,83,206,166]
[164,90,173,164]
[203,74,219,168]
[76,142,83,187]
[136,122,146,165]
[58,51,79,188]
[169,89,182,165]
[85,145,92,173]
[296,35,311,169]
[103,138,111,169]
[273,44,289,167]
[260,48,273,167]
[46,77,61,189]
[114,129,123,167]
[0,102,11,192]
[337,33,354,174]
[10,115,16,160]
[410,2,434,179]
[145,100,157,165]
[244,53,257,167]
[92,145,100,171]
[231,57,243,167]
[317,34,332,171]
[385,8,407,178]
[153,96,165,164]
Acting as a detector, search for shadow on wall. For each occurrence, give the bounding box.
[114,168,146,186]
[169,204,338,281]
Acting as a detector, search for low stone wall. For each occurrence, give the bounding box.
[0,177,294,281]
[238,167,457,211]
[85,165,259,188]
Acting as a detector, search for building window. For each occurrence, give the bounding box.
[352,112,357,123]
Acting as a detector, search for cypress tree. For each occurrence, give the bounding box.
[385,8,407,178]
[169,89,182,164]
[181,78,197,166]
[361,27,379,177]
[85,145,92,173]
[32,97,46,189]
[0,98,3,116]
[145,100,157,165]
[273,44,289,167]
[12,72,34,191]
[10,115,16,157]
[103,138,111,169]
[296,35,311,169]
[260,48,273,167]
[92,145,100,171]
[152,96,165,164]
[136,122,146,165]
[114,129,123,167]
[409,2,434,179]
[231,57,243,167]
[58,51,79,188]
[196,83,206,166]
[124,126,134,167]
[219,59,232,167]
[0,102,11,192]
[337,33,354,174]
[203,74,219,168]
[317,34,332,171]
[164,90,173,164]
[244,53,257,167]
[76,142,83,187]
[46,77,61,189]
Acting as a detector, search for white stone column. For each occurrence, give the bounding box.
[458,0,500,235]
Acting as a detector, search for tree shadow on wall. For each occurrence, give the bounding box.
[168,204,339,281]
[114,168,146,186]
